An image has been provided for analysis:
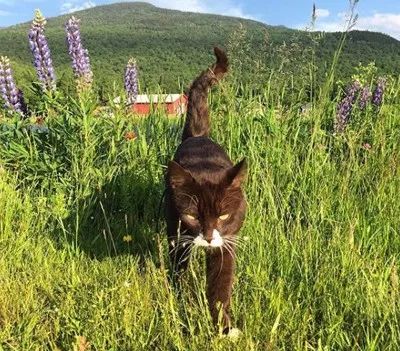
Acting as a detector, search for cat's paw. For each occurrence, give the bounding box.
[221,327,242,339]
[227,328,242,339]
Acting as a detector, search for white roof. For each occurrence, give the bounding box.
[135,94,182,104]
[113,94,184,105]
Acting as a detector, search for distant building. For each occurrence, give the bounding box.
[128,94,188,116]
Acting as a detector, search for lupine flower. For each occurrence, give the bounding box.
[0,56,25,115]
[124,58,138,103]
[28,9,56,91]
[372,77,386,107]
[65,16,93,92]
[334,81,361,133]
[359,86,371,110]
[17,89,28,115]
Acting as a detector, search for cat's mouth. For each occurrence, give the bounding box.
[193,229,223,248]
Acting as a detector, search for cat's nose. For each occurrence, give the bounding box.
[204,236,213,243]
[203,231,213,243]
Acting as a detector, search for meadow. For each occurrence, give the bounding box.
[1,68,400,350]
[1,6,400,350]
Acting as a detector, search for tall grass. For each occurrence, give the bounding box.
[1,58,400,349]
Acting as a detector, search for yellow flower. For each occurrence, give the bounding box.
[123,235,133,242]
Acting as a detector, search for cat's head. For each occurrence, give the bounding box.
[167,160,247,248]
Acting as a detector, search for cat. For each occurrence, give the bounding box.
[165,47,247,335]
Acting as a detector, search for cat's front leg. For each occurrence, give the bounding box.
[206,247,236,333]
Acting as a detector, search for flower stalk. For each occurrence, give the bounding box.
[124,58,138,103]
[65,16,93,93]
[372,77,386,107]
[0,56,26,115]
[28,9,56,91]
[359,86,371,110]
[334,81,361,133]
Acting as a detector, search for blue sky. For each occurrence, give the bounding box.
[1,0,400,39]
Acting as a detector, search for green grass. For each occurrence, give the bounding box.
[0,74,400,350]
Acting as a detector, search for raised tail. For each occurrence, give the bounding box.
[181,47,228,141]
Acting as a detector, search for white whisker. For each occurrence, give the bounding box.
[223,242,236,260]
[218,245,224,277]
[169,238,194,254]
[177,243,194,265]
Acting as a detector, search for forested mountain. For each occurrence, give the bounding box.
[0,2,399,95]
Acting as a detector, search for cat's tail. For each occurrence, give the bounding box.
[181,47,228,141]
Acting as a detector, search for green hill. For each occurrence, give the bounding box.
[0,2,399,96]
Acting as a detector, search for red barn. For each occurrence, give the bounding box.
[130,94,188,116]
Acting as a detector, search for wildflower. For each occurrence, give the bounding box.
[0,56,25,115]
[359,86,371,110]
[35,116,45,125]
[123,235,133,242]
[65,16,93,92]
[372,77,386,107]
[124,58,138,103]
[28,10,56,91]
[124,130,137,141]
[362,142,372,151]
[334,81,361,133]
[17,89,28,115]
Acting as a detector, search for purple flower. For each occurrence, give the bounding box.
[335,81,361,133]
[372,77,386,107]
[359,86,371,110]
[124,58,138,103]
[65,16,93,91]
[0,56,25,115]
[28,10,56,91]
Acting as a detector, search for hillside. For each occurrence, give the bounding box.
[0,2,399,96]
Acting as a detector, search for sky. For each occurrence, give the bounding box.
[0,0,400,40]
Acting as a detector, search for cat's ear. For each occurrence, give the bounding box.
[168,161,194,188]
[226,159,247,188]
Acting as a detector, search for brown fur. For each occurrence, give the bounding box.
[165,47,246,333]
[181,47,229,141]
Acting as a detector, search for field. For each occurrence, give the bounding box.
[1,68,400,350]
[1,9,400,348]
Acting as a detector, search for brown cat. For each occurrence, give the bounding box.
[165,47,247,335]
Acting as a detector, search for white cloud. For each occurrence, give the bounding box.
[357,13,400,40]
[315,8,330,18]
[143,0,257,20]
[0,9,10,16]
[315,21,345,32]
[61,0,96,14]
[303,12,400,40]
[145,0,206,13]
[222,7,257,20]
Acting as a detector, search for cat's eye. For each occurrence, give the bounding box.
[219,214,230,221]
[184,214,197,221]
